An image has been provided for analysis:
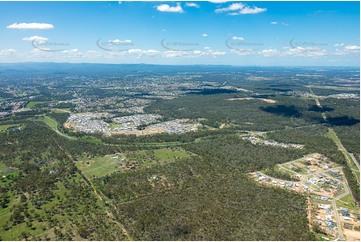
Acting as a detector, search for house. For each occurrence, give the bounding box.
[321,196,329,201]
[344,224,353,230]
[319,204,331,210]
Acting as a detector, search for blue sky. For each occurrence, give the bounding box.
[0,1,359,66]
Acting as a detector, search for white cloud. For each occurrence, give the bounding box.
[22,36,48,41]
[232,36,244,40]
[202,33,208,37]
[215,3,266,15]
[230,48,256,56]
[344,45,360,50]
[6,22,54,30]
[162,48,226,58]
[109,39,132,44]
[335,45,360,55]
[284,47,327,57]
[186,2,200,8]
[156,3,184,13]
[128,49,159,54]
[270,21,288,26]
[208,0,230,3]
[259,49,279,57]
[334,43,344,47]
[0,49,17,56]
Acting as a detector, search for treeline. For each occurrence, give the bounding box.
[0,121,121,165]
[145,94,326,130]
[96,154,314,240]
[0,122,128,240]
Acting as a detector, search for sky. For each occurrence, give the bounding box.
[0,1,359,66]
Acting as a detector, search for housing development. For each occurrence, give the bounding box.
[0,63,359,241]
[0,1,360,241]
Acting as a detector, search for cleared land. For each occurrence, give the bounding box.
[76,155,121,179]
[43,116,58,129]
[226,97,277,103]
[25,101,47,109]
[0,124,21,132]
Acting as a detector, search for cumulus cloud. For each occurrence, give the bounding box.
[163,48,226,58]
[216,3,266,15]
[259,49,279,56]
[232,36,244,40]
[202,33,208,37]
[230,48,256,55]
[334,43,344,47]
[127,49,160,55]
[7,22,54,30]
[156,3,184,13]
[335,45,360,55]
[109,39,132,44]
[186,2,200,8]
[0,49,17,56]
[22,36,48,41]
[284,46,327,57]
[344,45,360,50]
[208,0,230,3]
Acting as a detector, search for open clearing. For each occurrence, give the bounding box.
[0,124,21,132]
[77,148,192,179]
[43,116,58,129]
[26,101,47,108]
[76,155,122,179]
[226,97,277,103]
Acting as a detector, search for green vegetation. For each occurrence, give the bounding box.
[96,155,314,240]
[0,66,359,240]
[0,124,21,132]
[26,101,47,109]
[154,148,190,161]
[336,194,360,212]
[145,94,322,130]
[43,116,58,129]
[263,166,298,181]
[76,155,121,179]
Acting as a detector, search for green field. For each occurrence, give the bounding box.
[77,149,192,179]
[110,123,123,128]
[50,108,71,113]
[76,155,121,179]
[154,148,191,161]
[0,124,21,132]
[125,148,192,168]
[0,162,18,186]
[25,101,47,109]
[326,128,360,183]
[43,116,58,129]
[336,193,360,212]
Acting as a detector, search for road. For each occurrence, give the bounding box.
[349,153,360,170]
[263,159,352,241]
